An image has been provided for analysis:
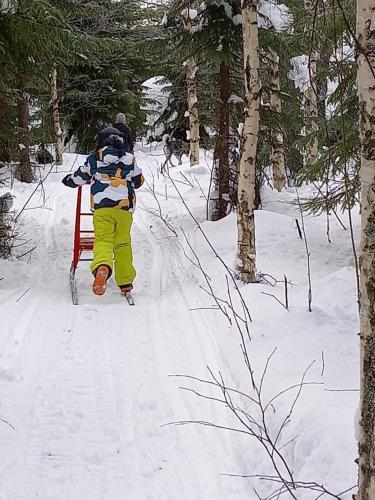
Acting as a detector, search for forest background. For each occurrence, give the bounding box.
[1,0,374,498]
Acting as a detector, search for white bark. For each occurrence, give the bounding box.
[304,0,318,168]
[182,13,200,166]
[51,65,63,166]
[356,1,375,499]
[236,0,260,283]
[269,47,286,191]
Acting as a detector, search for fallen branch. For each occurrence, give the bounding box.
[16,287,30,302]
[261,291,289,311]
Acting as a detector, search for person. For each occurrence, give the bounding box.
[113,113,134,153]
[62,127,144,296]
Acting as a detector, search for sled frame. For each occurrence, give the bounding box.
[70,185,94,305]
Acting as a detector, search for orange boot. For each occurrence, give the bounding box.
[92,265,110,295]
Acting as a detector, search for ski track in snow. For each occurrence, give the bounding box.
[0,153,248,500]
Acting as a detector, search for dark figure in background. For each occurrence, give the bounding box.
[113,113,134,153]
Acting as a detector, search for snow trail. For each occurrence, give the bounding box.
[0,152,248,500]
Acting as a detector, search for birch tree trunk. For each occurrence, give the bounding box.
[182,12,200,166]
[51,65,63,165]
[211,62,230,220]
[269,47,286,192]
[304,0,318,168]
[356,0,375,498]
[16,84,33,183]
[236,0,260,283]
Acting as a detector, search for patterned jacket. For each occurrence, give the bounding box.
[62,146,144,212]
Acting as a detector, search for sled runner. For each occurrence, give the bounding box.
[70,185,94,305]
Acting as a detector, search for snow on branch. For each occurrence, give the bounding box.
[181,8,198,20]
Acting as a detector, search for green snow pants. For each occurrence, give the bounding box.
[90,207,136,286]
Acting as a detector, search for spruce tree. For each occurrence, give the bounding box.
[59,0,155,152]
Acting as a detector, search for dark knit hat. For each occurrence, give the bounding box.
[96,127,126,150]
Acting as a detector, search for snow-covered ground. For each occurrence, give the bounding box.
[0,146,359,499]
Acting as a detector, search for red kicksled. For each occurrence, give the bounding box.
[69,185,94,305]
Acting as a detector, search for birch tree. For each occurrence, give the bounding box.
[269,47,286,191]
[304,0,319,168]
[356,0,375,497]
[51,65,63,165]
[182,8,200,166]
[237,0,260,283]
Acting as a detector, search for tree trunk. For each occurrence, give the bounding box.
[16,86,33,183]
[0,100,11,163]
[237,0,260,284]
[304,0,319,168]
[356,0,375,498]
[182,12,200,166]
[51,64,63,165]
[317,0,329,122]
[269,47,286,192]
[211,63,230,220]
[317,51,329,121]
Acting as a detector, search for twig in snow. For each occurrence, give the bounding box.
[258,272,297,289]
[193,174,208,201]
[278,434,299,451]
[140,174,178,237]
[169,358,323,499]
[16,246,36,260]
[324,388,359,392]
[264,381,323,414]
[258,272,277,286]
[312,181,347,232]
[69,154,79,172]
[14,164,55,223]
[189,306,220,311]
[179,228,232,323]
[294,218,303,239]
[284,275,289,310]
[0,418,15,431]
[321,351,325,377]
[162,172,192,188]
[295,188,313,312]
[179,171,194,188]
[138,205,178,237]
[16,287,30,302]
[206,157,215,220]
[11,238,32,248]
[199,284,245,325]
[272,361,316,451]
[261,291,289,311]
[220,474,356,499]
[161,162,338,498]
[168,171,252,325]
[169,372,260,405]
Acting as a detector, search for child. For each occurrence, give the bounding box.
[62,127,144,296]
